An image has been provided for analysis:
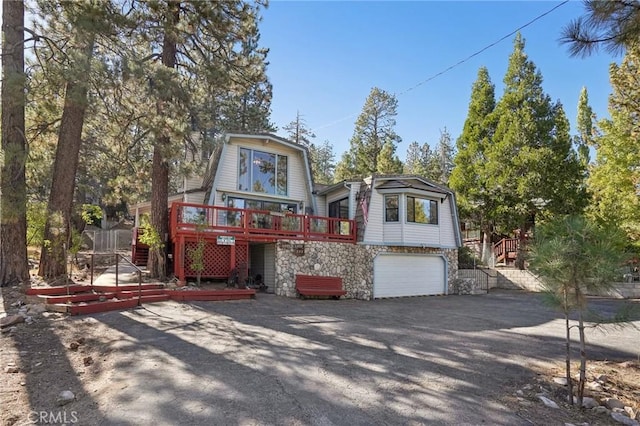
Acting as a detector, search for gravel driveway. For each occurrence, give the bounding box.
[67,291,640,425]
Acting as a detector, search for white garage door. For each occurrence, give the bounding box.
[374,254,446,298]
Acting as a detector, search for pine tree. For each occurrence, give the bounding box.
[432,128,455,185]
[37,1,119,278]
[338,87,402,178]
[310,140,335,184]
[376,140,403,174]
[283,112,335,184]
[575,86,595,168]
[1,0,29,286]
[334,151,356,182]
[561,0,640,57]
[485,33,585,268]
[283,111,315,147]
[587,45,640,247]
[449,66,496,264]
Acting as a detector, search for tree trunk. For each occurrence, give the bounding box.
[515,220,528,270]
[147,145,169,279]
[577,308,587,407]
[0,0,29,286]
[480,224,493,265]
[148,0,179,279]
[564,288,574,404]
[39,35,95,279]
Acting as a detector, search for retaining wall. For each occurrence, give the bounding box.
[495,268,640,298]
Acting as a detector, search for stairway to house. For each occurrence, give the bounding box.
[26,284,169,315]
[493,238,519,266]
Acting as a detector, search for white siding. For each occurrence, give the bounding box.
[438,199,457,248]
[363,189,384,242]
[314,196,327,217]
[264,243,276,293]
[364,184,458,248]
[403,223,440,246]
[348,182,361,219]
[213,137,312,209]
[184,176,203,192]
[183,191,206,204]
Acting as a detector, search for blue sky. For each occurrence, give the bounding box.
[259,1,620,161]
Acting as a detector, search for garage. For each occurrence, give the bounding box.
[373,253,446,298]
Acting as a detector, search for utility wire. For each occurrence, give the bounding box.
[311,0,570,133]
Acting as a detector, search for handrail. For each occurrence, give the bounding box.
[89,253,144,306]
[169,201,357,243]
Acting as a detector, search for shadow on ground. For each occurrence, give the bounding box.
[92,290,640,425]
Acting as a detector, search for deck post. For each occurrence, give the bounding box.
[230,244,236,273]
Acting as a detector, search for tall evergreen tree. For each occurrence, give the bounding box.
[1,0,29,286]
[587,45,640,247]
[126,0,271,278]
[282,112,335,184]
[431,128,455,185]
[449,66,496,263]
[336,87,401,178]
[283,111,315,147]
[37,1,119,278]
[334,151,356,182]
[485,33,585,268]
[575,86,595,168]
[404,141,435,179]
[310,140,335,184]
[376,140,403,174]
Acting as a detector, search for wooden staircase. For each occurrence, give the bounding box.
[26,283,256,316]
[493,238,519,265]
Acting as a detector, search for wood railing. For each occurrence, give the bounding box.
[168,202,357,244]
[493,238,519,264]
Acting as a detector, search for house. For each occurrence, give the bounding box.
[131,133,462,299]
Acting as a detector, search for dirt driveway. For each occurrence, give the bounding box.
[3,290,640,425]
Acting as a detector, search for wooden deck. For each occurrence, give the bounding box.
[132,202,357,285]
[493,238,519,265]
[169,202,356,244]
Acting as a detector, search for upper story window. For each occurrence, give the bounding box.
[384,195,399,222]
[407,196,438,225]
[329,197,349,219]
[238,148,288,196]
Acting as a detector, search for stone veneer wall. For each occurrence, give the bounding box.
[274,240,457,300]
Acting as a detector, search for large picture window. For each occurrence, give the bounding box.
[407,196,438,225]
[238,148,287,195]
[384,195,399,222]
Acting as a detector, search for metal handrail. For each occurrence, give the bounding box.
[89,253,144,306]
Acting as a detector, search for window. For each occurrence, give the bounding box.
[238,148,288,195]
[407,196,438,224]
[385,195,399,222]
[228,197,297,214]
[328,198,349,219]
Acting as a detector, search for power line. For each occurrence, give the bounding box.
[311,0,570,133]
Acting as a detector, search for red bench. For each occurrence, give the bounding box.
[295,275,347,299]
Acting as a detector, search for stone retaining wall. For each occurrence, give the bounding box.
[274,240,457,300]
[495,268,640,298]
[496,269,544,292]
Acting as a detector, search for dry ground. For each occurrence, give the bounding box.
[2,278,640,425]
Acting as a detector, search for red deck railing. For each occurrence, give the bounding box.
[169,202,357,244]
[493,238,519,264]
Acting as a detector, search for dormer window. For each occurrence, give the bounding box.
[407,196,438,225]
[238,148,288,195]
